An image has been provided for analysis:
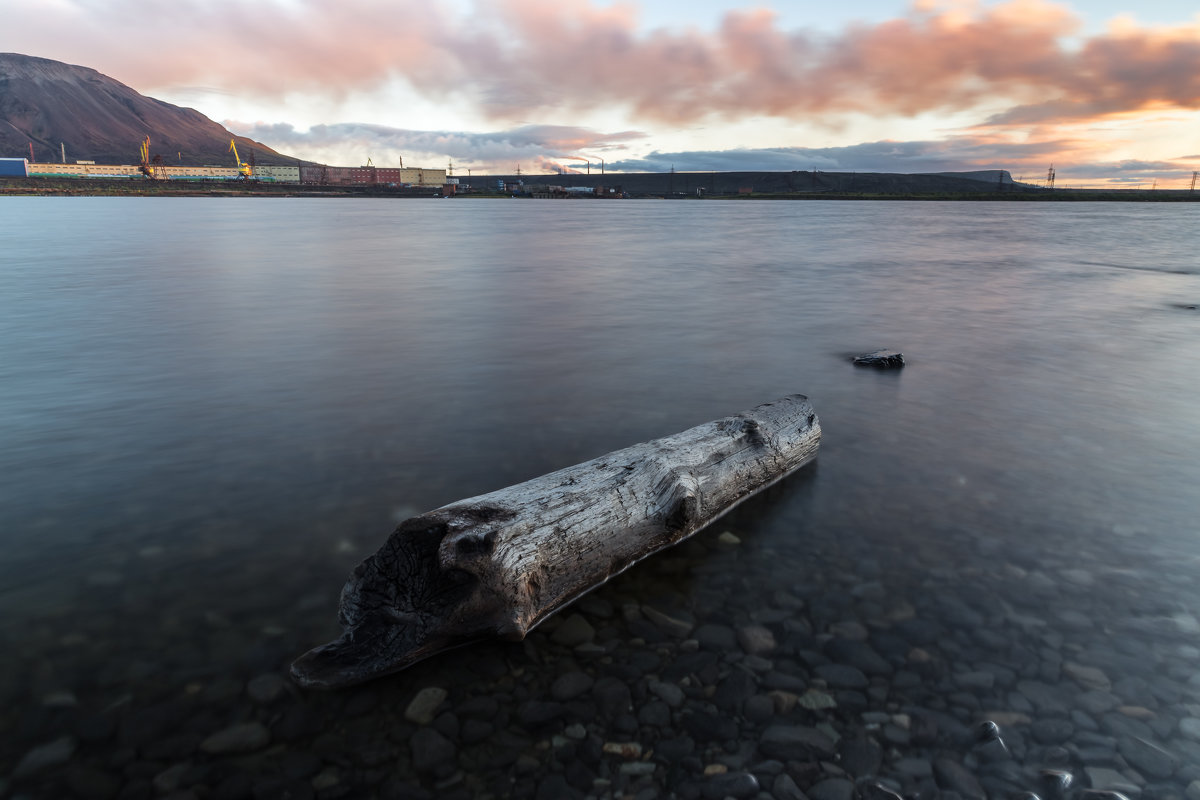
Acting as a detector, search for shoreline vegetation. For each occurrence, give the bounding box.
[2,176,1197,201]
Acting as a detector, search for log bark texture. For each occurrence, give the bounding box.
[292,394,821,689]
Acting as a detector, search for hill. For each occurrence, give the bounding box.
[0,53,301,167]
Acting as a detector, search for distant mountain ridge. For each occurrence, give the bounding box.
[0,53,302,167]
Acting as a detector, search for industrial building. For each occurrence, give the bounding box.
[3,156,446,188]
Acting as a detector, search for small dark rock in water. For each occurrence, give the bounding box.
[976,720,1001,741]
[701,772,760,800]
[1039,769,1074,800]
[861,783,905,800]
[1080,792,1132,800]
[853,350,905,368]
[933,758,986,800]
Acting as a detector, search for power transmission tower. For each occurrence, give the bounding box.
[1191,171,1198,192]
[1046,166,1056,189]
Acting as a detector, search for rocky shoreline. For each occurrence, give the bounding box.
[4,498,1200,800]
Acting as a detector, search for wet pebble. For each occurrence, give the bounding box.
[550,671,594,701]
[642,606,694,638]
[758,725,835,759]
[700,771,759,799]
[13,736,76,778]
[1180,718,1200,741]
[934,758,986,800]
[405,686,449,724]
[814,663,869,689]
[550,614,596,647]
[246,673,287,704]
[410,728,456,772]
[1084,767,1141,795]
[736,625,776,655]
[200,722,270,754]
[809,777,856,800]
[648,679,685,707]
[1118,736,1180,778]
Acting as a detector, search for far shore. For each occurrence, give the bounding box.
[2,176,1197,202]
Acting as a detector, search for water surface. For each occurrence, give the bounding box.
[2,198,1199,797]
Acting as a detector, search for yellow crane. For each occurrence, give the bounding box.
[229,139,252,179]
[138,135,164,179]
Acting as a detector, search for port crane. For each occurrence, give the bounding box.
[229,139,252,179]
[138,136,165,179]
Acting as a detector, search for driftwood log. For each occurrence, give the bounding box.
[291,394,821,689]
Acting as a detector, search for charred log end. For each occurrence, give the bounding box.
[290,514,509,690]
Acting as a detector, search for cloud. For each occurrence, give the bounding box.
[227,121,646,167]
[6,0,1200,127]
[600,136,1200,186]
[603,137,1070,174]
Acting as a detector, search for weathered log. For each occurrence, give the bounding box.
[291,394,821,689]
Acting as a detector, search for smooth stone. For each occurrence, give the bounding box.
[933,758,986,800]
[592,677,632,718]
[713,670,757,712]
[602,741,644,759]
[701,772,760,800]
[824,638,893,676]
[838,738,883,777]
[861,784,905,800]
[1084,767,1141,795]
[246,673,287,704]
[1064,663,1112,691]
[682,709,739,743]
[13,736,77,778]
[153,763,191,794]
[517,700,565,728]
[956,671,995,691]
[551,614,596,647]
[814,663,868,690]
[830,620,871,639]
[1033,719,1076,744]
[717,531,741,546]
[643,606,694,638]
[759,725,835,759]
[808,778,856,800]
[405,686,449,724]
[200,722,270,754]
[649,680,685,708]
[1179,718,1200,741]
[43,690,78,708]
[1186,780,1200,800]
[737,625,777,656]
[411,728,456,770]
[976,721,1001,741]
[1117,736,1180,778]
[896,758,933,778]
[798,689,837,710]
[773,773,807,800]
[694,624,738,651]
[63,764,120,799]
[1018,680,1073,714]
[619,762,657,777]
[550,672,594,702]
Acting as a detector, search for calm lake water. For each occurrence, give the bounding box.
[2,198,1199,799]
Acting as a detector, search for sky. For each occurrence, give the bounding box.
[5,0,1200,186]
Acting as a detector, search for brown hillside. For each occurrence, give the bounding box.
[0,53,303,167]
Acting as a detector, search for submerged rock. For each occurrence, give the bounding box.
[853,350,905,368]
